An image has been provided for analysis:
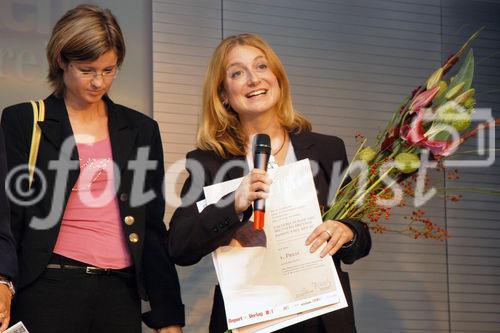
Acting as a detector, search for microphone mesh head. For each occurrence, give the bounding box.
[253,134,271,154]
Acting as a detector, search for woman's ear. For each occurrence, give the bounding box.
[220,90,229,106]
[57,55,67,70]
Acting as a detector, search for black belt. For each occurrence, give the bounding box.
[46,264,135,279]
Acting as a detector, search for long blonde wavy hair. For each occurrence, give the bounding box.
[197,33,311,158]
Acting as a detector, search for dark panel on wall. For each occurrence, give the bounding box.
[442,1,500,332]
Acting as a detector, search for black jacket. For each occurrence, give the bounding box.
[0,127,17,281]
[1,94,184,328]
[168,131,371,332]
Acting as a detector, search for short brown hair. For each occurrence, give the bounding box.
[46,4,126,96]
[197,33,311,158]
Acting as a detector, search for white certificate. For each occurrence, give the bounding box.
[4,322,29,333]
[201,159,347,331]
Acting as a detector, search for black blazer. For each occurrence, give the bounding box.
[1,94,184,328]
[168,131,371,332]
[0,127,17,280]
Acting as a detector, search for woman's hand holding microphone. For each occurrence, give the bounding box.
[234,169,272,215]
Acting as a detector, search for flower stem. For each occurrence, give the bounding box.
[339,167,396,220]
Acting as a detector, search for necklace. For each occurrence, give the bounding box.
[72,157,111,191]
[268,128,287,169]
[271,128,287,155]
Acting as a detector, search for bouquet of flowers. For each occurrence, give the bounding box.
[323,29,500,240]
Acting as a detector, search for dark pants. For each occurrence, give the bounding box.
[275,317,328,333]
[11,258,141,333]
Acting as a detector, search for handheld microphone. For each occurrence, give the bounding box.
[252,134,271,230]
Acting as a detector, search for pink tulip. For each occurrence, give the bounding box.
[400,107,459,158]
[400,109,426,144]
[423,140,455,157]
[408,86,440,114]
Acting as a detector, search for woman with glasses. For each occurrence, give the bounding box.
[0,5,184,333]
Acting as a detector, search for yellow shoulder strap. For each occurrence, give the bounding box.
[28,100,45,189]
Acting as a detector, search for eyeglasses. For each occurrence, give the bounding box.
[69,64,118,81]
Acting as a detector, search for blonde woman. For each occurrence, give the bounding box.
[169,33,371,333]
[1,5,183,333]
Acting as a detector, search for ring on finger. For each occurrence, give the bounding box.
[324,230,333,239]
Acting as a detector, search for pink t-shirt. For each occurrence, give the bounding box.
[53,137,132,269]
